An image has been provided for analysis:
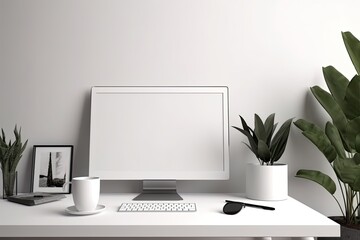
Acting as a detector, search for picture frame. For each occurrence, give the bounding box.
[31,145,74,194]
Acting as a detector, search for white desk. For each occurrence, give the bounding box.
[0,193,339,238]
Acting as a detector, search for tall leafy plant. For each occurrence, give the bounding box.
[294,32,360,225]
[0,126,28,197]
[233,113,293,165]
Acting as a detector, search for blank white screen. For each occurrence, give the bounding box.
[89,87,229,180]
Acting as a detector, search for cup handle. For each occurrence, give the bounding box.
[63,181,72,191]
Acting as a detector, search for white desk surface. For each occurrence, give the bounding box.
[0,193,339,238]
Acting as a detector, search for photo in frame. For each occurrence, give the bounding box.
[31,145,73,193]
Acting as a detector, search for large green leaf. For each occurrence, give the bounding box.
[325,122,346,159]
[311,86,348,136]
[294,119,337,163]
[303,131,337,163]
[342,31,360,75]
[334,157,360,191]
[343,75,360,120]
[296,169,336,195]
[294,119,318,132]
[321,66,358,121]
[322,66,349,104]
[346,117,360,150]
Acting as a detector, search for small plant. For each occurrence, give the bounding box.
[0,125,28,197]
[294,32,360,226]
[233,113,293,165]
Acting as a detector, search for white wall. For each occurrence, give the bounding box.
[1,0,359,218]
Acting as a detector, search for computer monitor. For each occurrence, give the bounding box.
[89,86,229,200]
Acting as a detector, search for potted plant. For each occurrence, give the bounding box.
[233,113,293,200]
[0,126,28,198]
[294,31,360,239]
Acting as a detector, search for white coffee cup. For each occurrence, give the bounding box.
[65,176,100,212]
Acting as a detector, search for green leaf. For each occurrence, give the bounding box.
[0,126,28,173]
[311,86,348,136]
[325,122,345,159]
[20,139,28,154]
[10,139,28,172]
[270,118,293,163]
[240,115,251,133]
[233,126,259,158]
[346,117,360,150]
[1,128,5,143]
[321,66,358,121]
[342,31,360,75]
[296,169,336,195]
[233,116,258,156]
[264,113,276,145]
[343,75,360,120]
[294,119,337,163]
[237,115,259,155]
[356,134,360,153]
[333,157,360,191]
[322,66,349,104]
[254,114,267,142]
[294,119,317,132]
[258,139,271,163]
[14,125,19,140]
[243,142,259,159]
[303,131,337,163]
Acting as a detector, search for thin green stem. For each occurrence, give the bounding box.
[349,187,353,223]
[350,200,360,223]
[343,151,357,224]
[333,194,346,218]
[349,189,356,223]
[349,191,360,224]
[345,184,352,223]
[330,160,347,217]
[354,192,360,224]
[336,178,347,217]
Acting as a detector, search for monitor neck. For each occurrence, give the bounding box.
[133,180,183,201]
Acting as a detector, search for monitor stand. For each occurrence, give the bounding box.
[133,180,183,201]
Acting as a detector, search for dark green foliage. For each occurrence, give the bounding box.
[0,125,28,174]
[0,125,28,197]
[342,31,360,74]
[296,169,336,195]
[233,113,293,165]
[294,32,360,225]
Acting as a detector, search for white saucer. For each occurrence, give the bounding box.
[65,205,106,216]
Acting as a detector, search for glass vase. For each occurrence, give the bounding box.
[2,171,17,199]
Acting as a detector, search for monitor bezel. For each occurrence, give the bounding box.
[89,86,230,180]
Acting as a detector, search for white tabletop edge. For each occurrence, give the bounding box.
[0,193,340,238]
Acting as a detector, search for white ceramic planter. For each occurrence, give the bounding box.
[246,163,288,201]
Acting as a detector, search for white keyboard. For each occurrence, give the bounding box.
[118,202,197,212]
